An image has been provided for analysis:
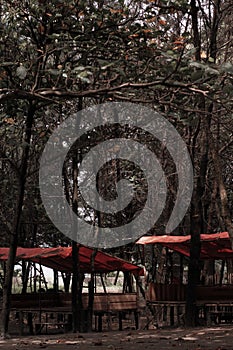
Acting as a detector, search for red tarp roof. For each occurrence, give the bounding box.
[0,246,144,275]
[136,232,233,259]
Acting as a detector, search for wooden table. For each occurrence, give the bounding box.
[8,292,140,334]
[145,301,186,328]
[201,302,233,326]
[16,307,72,335]
[146,300,233,327]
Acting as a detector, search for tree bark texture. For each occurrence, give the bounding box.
[0,102,35,337]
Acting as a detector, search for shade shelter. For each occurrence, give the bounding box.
[137,231,232,259]
[0,246,143,334]
[136,232,233,327]
[0,246,144,275]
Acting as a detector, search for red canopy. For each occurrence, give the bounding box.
[136,232,233,259]
[0,246,144,275]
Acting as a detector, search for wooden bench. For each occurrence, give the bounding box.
[34,321,70,334]
[10,293,70,335]
[196,286,233,325]
[146,284,233,326]
[11,292,61,309]
[8,292,139,334]
[203,303,233,326]
[16,308,73,335]
[94,293,139,331]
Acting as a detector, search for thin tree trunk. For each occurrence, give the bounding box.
[53,270,58,292]
[71,150,79,332]
[185,200,202,326]
[0,102,35,338]
[219,260,225,286]
[190,0,201,61]
[72,241,79,333]
[71,97,83,332]
[21,261,31,294]
[209,133,233,247]
[61,272,71,293]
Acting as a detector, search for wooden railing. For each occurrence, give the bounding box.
[147,283,233,303]
[196,285,233,302]
[146,283,186,302]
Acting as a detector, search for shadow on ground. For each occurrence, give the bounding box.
[1,326,233,350]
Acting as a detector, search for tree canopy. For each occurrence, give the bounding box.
[0,0,233,331]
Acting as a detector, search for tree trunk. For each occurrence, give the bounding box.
[71,241,79,332]
[190,0,201,61]
[0,102,35,338]
[52,270,58,292]
[21,261,31,294]
[185,103,210,326]
[185,207,201,326]
[71,245,85,332]
[70,104,85,331]
[61,272,71,293]
[209,133,233,247]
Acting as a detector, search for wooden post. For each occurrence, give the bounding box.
[119,311,123,330]
[33,263,37,293]
[72,242,78,332]
[87,249,97,332]
[53,270,58,292]
[27,312,34,335]
[100,274,107,294]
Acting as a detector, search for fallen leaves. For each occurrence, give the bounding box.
[93,339,103,346]
[4,118,15,125]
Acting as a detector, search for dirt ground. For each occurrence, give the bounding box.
[1,326,233,350]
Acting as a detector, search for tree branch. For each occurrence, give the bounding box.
[0,78,211,103]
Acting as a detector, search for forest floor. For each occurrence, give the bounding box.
[1,325,233,350]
